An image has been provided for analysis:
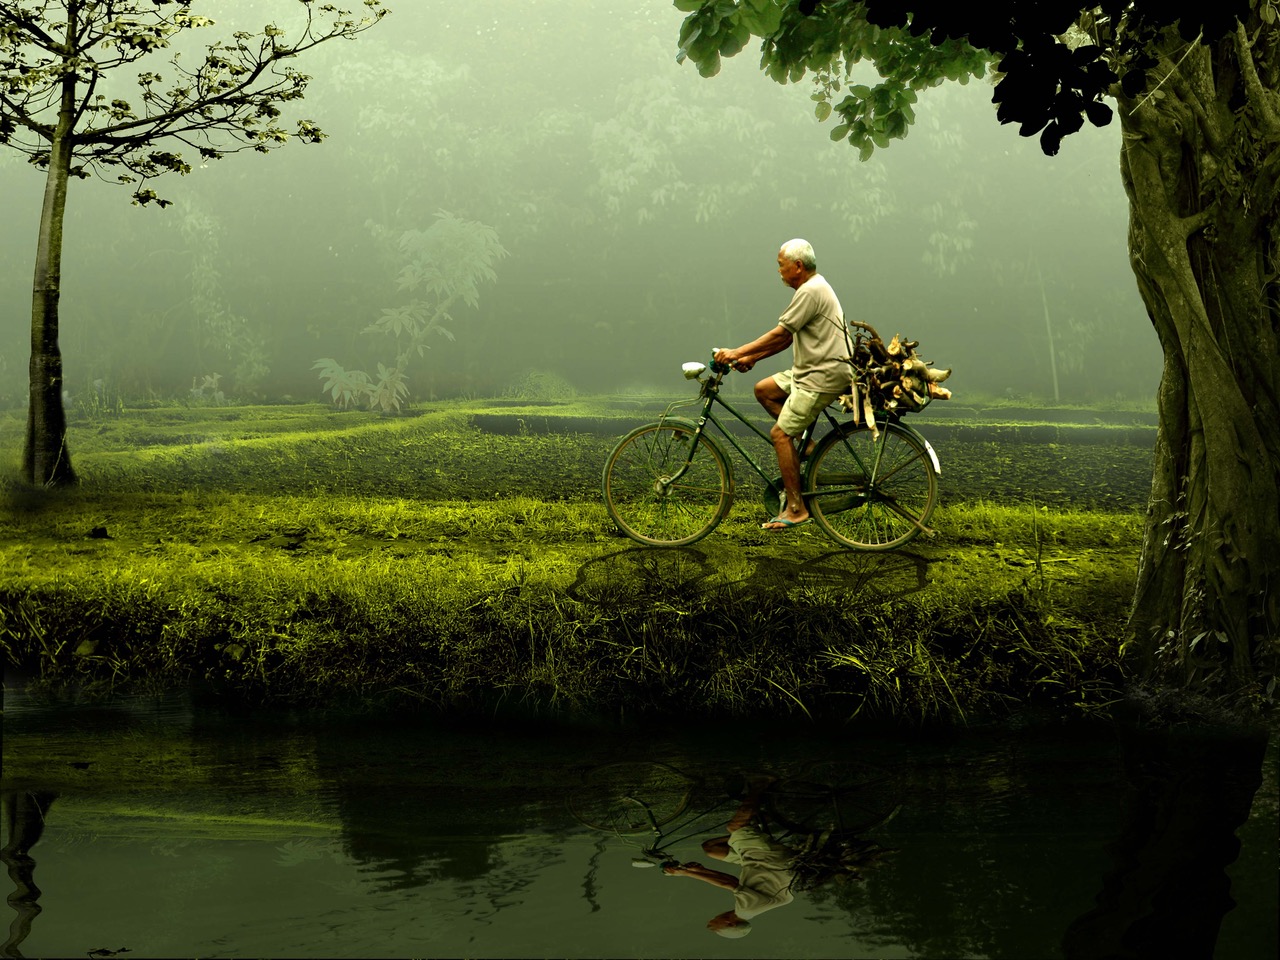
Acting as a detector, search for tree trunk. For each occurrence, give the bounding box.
[0,790,58,957]
[22,50,78,487]
[1118,24,1280,708]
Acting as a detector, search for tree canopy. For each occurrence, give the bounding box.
[0,0,387,206]
[676,0,1254,156]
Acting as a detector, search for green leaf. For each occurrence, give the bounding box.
[814,101,832,122]
[755,4,782,34]
[830,123,849,141]
[720,23,750,57]
[739,0,782,36]
[673,0,705,11]
[857,139,875,162]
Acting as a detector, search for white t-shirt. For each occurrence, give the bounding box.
[777,273,849,394]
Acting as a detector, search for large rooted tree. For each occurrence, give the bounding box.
[675,0,1277,712]
[1,0,386,487]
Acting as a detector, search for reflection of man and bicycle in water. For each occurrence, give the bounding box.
[568,759,899,940]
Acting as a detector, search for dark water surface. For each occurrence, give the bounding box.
[3,687,1275,959]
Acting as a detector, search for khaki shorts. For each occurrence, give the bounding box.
[725,824,795,867]
[773,369,843,438]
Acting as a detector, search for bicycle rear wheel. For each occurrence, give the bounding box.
[603,421,732,546]
[568,761,694,834]
[806,421,937,551]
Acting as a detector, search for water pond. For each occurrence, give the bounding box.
[2,687,1275,959]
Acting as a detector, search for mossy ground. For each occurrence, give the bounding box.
[0,400,1147,724]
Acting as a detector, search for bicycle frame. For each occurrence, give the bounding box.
[654,361,803,490]
[654,358,934,502]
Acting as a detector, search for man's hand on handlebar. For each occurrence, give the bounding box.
[713,347,754,373]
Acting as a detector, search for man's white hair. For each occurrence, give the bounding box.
[779,238,816,270]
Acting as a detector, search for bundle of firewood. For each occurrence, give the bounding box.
[837,332,951,434]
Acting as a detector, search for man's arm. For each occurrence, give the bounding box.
[716,325,793,370]
[727,776,774,831]
[662,861,740,890]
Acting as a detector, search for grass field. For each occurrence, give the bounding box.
[0,399,1149,723]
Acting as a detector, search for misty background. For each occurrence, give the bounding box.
[0,0,1154,409]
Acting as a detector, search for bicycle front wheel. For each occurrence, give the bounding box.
[602,420,732,546]
[806,421,938,551]
[568,761,694,834]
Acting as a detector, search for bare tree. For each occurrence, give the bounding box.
[0,0,387,486]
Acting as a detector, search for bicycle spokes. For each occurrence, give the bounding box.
[807,423,938,550]
[602,423,732,546]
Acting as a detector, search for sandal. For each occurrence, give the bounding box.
[761,515,811,531]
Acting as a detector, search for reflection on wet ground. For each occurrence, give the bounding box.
[2,687,1276,959]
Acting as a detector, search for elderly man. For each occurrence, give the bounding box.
[714,239,848,531]
[660,776,797,939]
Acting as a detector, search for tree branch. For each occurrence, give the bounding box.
[0,87,53,141]
[1235,21,1280,138]
[79,14,365,145]
[1178,208,1213,239]
[1252,142,1280,215]
[69,65,100,134]
[0,6,60,52]
[1164,43,1225,154]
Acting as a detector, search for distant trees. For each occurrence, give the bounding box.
[676,0,1277,711]
[314,212,507,411]
[0,0,386,486]
[177,197,270,396]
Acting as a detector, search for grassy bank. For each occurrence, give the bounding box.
[0,401,1146,722]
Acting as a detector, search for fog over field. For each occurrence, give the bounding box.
[0,0,1151,409]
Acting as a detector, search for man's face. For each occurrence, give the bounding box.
[777,251,807,289]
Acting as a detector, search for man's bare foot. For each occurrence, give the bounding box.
[762,514,811,531]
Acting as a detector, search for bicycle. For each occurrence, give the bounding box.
[601,321,942,550]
